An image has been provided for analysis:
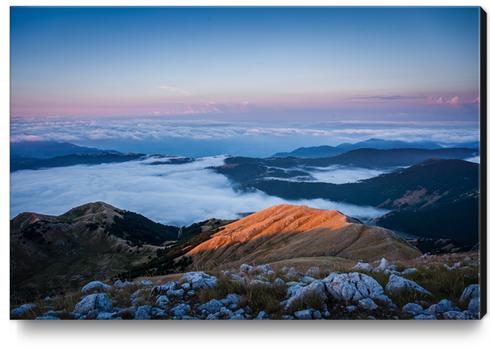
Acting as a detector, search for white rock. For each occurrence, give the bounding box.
[413,313,437,320]
[171,303,190,317]
[459,284,479,303]
[401,268,418,275]
[323,272,384,301]
[239,264,254,273]
[468,298,480,316]
[358,298,378,311]
[353,261,373,272]
[255,264,273,274]
[284,280,326,310]
[81,281,111,294]
[11,303,36,318]
[374,258,395,272]
[427,299,459,315]
[294,309,313,320]
[180,272,218,289]
[385,274,431,296]
[155,295,169,308]
[198,299,224,314]
[74,293,112,315]
[402,303,424,316]
[256,311,268,320]
[135,305,151,320]
[443,311,469,320]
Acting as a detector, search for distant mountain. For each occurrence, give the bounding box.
[10,152,146,172]
[10,202,230,302]
[11,141,114,159]
[186,204,421,270]
[274,138,446,158]
[219,159,479,242]
[217,147,478,185]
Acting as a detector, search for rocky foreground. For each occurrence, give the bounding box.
[11,256,480,320]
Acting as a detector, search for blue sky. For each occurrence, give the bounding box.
[11,7,481,122]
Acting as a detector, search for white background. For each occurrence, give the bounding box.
[1,1,489,346]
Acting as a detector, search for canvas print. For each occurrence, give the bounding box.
[10,6,485,320]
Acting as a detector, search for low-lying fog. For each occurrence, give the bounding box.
[10,156,388,225]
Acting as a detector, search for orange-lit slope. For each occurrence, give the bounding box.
[186,204,420,269]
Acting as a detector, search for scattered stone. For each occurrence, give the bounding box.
[240,264,254,273]
[385,274,431,296]
[323,272,384,301]
[180,272,217,289]
[135,305,151,320]
[401,268,418,275]
[152,281,177,294]
[427,299,459,315]
[353,261,373,272]
[36,315,60,320]
[358,298,378,311]
[11,303,36,318]
[374,258,395,273]
[285,280,326,310]
[402,303,424,316]
[181,282,191,290]
[413,313,437,320]
[171,303,191,318]
[274,278,286,286]
[294,309,313,320]
[256,264,273,274]
[139,279,153,286]
[114,279,132,288]
[345,305,357,313]
[167,288,185,298]
[151,307,167,319]
[468,298,480,317]
[155,295,169,308]
[229,309,246,320]
[256,311,268,320]
[96,312,114,320]
[74,293,112,315]
[198,299,224,314]
[443,311,469,320]
[220,293,241,307]
[81,281,111,294]
[460,284,479,303]
[300,276,316,284]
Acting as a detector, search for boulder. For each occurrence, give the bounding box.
[374,258,395,273]
[358,298,378,311]
[81,280,111,294]
[353,261,373,272]
[114,279,132,288]
[274,278,286,287]
[256,311,268,320]
[323,272,384,301]
[294,309,313,320]
[180,272,218,289]
[171,303,191,318]
[96,312,114,320]
[385,274,431,296]
[284,280,326,310]
[220,293,241,307]
[427,299,459,315]
[413,313,437,320]
[151,307,167,319]
[11,303,36,318]
[240,264,254,273]
[152,281,177,294]
[468,298,480,317]
[255,264,273,274]
[198,299,224,314]
[402,303,424,316]
[459,284,479,303]
[167,288,185,298]
[139,279,153,286]
[443,311,469,320]
[74,293,112,315]
[134,305,151,320]
[155,295,169,308]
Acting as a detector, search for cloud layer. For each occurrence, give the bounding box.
[10,156,388,225]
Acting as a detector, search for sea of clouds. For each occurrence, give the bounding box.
[10,117,480,157]
[10,156,388,225]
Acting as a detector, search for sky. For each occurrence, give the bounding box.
[10,7,481,123]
